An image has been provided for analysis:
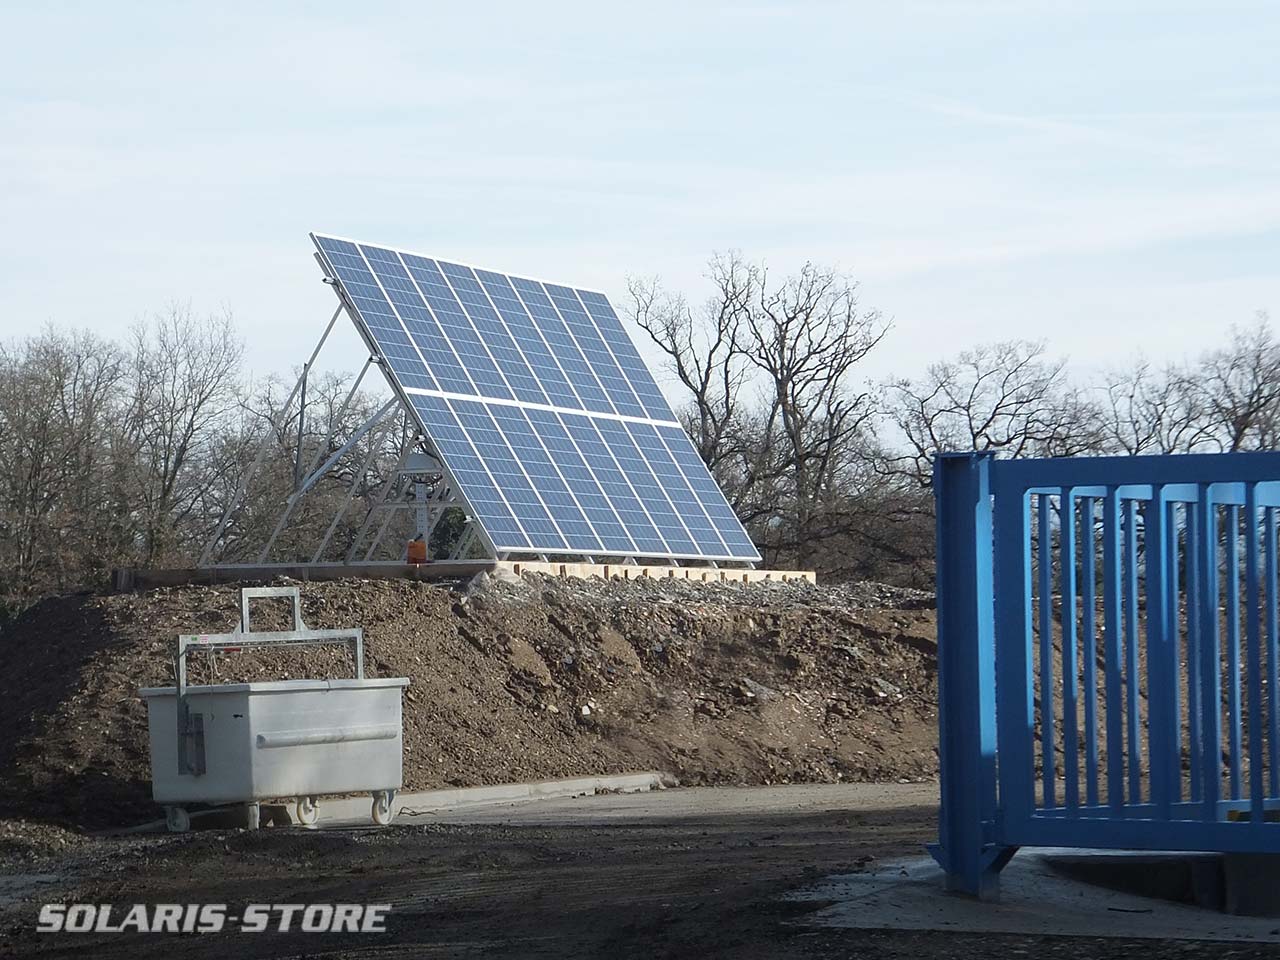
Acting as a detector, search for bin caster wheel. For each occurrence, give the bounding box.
[295,796,319,826]
[165,806,190,833]
[371,791,395,826]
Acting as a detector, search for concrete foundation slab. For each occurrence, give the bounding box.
[113,561,815,590]
[793,849,1280,943]
[1224,853,1280,916]
[501,560,815,584]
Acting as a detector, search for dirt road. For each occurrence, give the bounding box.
[3,784,1276,959]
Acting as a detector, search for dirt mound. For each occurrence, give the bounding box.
[0,574,938,828]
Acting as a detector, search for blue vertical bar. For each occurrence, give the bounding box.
[1186,497,1202,804]
[1245,485,1266,821]
[1226,504,1243,800]
[1145,489,1174,820]
[1102,488,1125,811]
[1197,486,1221,822]
[994,483,1035,828]
[1167,501,1183,803]
[932,453,1006,899]
[1125,499,1142,804]
[1038,494,1056,808]
[1081,497,1099,807]
[1060,489,1080,811]
[1267,507,1280,799]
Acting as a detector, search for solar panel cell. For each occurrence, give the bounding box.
[561,413,667,555]
[522,408,635,555]
[314,238,437,392]
[625,421,729,556]
[545,285,647,419]
[476,272,581,410]
[657,425,759,555]
[450,399,566,550]
[437,263,549,406]
[400,254,514,401]
[593,418,697,555]
[577,292,676,421]
[508,278,613,414]
[485,404,600,552]
[408,395,529,549]
[357,250,473,395]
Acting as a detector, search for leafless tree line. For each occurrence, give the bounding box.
[631,254,1280,584]
[0,261,1275,605]
[0,306,411,607]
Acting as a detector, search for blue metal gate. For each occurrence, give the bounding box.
[932,451,1280,899]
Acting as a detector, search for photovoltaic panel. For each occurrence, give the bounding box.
[311,233,760,562]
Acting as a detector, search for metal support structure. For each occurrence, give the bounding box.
[389,465,455,558]
[259,357,374,562]
[294,362,309,489]
[194,293,491,568]
[260,392,395,563]
[421,485,456,538]
[352,439,418,562]
[311,409,400,563]
[199,307,344,566]
[449,525,479,561]
[297,398,399,498]
[349,464,411,562]
[928,452,1009,900]
[371,477,416,562]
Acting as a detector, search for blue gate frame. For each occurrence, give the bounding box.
[932,451,1280,899]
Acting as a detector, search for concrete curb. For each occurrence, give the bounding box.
[322,771,673,824]
[115,771,673,834]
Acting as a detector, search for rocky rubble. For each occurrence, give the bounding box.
[0,573,939,828]
[0,818,88,866]
[469,569,934,612]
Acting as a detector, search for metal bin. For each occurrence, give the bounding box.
[139,586,409,831]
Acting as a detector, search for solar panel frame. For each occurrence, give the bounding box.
[311,232,760,563]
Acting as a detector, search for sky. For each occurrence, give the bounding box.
[2,0,1277,399]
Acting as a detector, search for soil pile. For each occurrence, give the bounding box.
[0,573,937,828]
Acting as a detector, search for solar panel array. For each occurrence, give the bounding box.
[311,233,759,562]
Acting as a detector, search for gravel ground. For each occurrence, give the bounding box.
[0,786,1272,959]
[0,819,89,867]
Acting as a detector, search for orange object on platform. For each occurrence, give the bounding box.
[407,539,428,564]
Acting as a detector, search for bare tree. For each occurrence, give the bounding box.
[888,340,1095,487]
[0,329,124,597]
[116,305,244,566]
[630,254,888,571]
[1193,314,1280,452]
[629,253,752,471]
[740,263,887,567]
[1099,358,1213,454]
